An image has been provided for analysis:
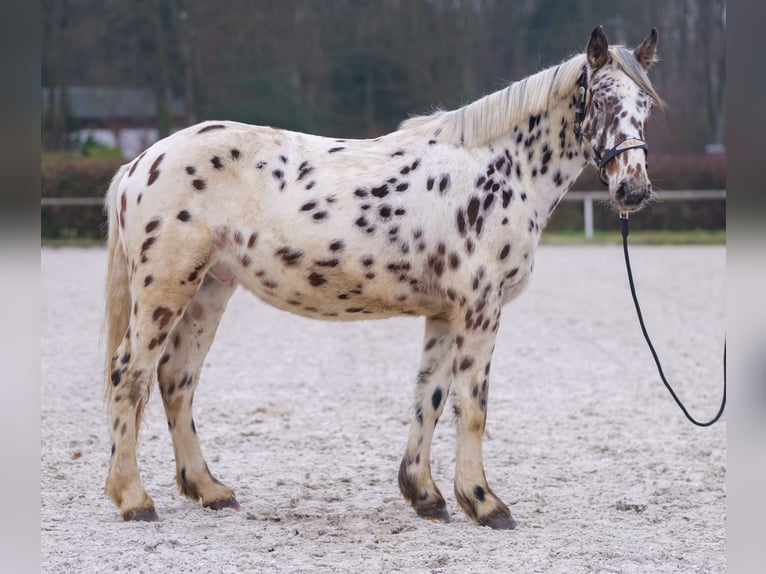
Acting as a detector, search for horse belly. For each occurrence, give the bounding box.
[214,254,445,321]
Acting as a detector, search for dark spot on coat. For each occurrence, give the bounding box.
[466,197,480,226]
[315,257,339,267]
[152,306,173,330]
[297,162,314,181]
[438,174,450,193]
[275,247,304,267]
[198,124,226,134]
[456,209,466,236]
[140,236,156,256]
[431,387,443,410]
[128,151,147,177]
[371,185,389,198]
[147,153,165,180]
[308,272,326,287]
[177,210,191,222]
[145,219,161,234]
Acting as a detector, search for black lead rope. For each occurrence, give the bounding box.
[619,213,726,426]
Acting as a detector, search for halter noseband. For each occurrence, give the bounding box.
[573,65,648,186]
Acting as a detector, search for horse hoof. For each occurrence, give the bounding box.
[206,497,240,511]
[417,505,451,523]
[122,507,159,522]
[482,513,517,530]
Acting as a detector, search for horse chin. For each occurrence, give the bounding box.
[612,198,649,214]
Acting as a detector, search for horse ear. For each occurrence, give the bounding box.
[586,25,609,69]
[634,28,659,70]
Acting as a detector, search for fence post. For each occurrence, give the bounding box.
[584,194,594,239]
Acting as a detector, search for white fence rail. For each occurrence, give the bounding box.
[562,189,726,238]
[42,189,726,239]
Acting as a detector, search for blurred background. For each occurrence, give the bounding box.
[40,0,726,241]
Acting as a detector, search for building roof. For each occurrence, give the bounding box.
[42,86,185,120]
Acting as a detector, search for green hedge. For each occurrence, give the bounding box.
[41,156,124,239]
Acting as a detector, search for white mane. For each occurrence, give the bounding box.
[399,47,663,148]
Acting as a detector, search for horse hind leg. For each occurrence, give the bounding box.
[158,274,238,510]
[399,316,454,522]
[105,279,203,520]
[104,218,212,521]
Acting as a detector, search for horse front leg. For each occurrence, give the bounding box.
[399,316,454,522]
[451,324,516,529]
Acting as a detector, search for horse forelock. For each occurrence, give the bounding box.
[609,46,666,110]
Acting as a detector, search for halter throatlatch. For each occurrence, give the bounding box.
[573,64,649,187]
[573,66,588,141]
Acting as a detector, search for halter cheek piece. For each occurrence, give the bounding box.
[573,66,648,187]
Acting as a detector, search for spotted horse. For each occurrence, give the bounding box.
[103,26,664,528]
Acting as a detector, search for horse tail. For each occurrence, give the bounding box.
[103,163,131,405]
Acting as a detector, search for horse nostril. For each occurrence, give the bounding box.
[615,183,627,201]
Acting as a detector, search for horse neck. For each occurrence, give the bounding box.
[481,91,589,226]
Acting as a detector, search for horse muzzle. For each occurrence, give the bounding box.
[613,179,652,212]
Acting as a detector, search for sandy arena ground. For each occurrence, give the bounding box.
[41,244,725,573]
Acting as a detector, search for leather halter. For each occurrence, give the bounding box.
[573,65,648,186]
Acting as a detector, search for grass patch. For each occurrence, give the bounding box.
[541,229,726,245]
[42,237,106,248]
